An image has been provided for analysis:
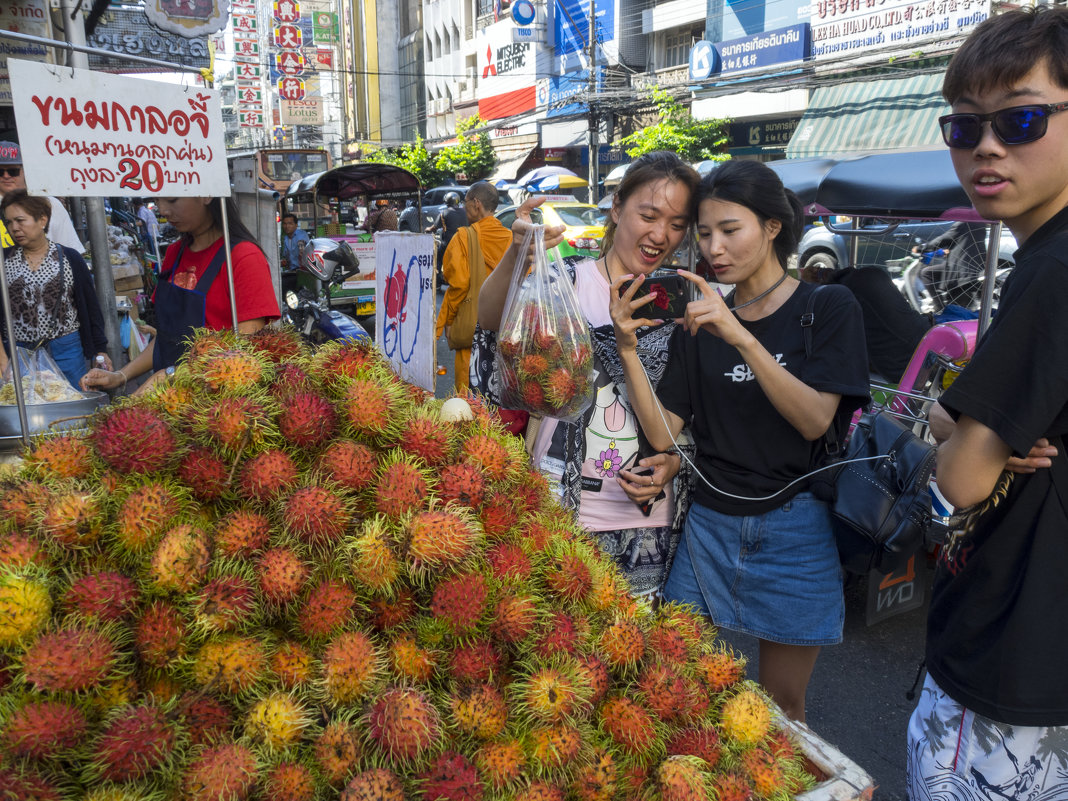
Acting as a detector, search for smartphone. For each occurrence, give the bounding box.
[621,273,689,320]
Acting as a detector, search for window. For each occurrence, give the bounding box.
[663,27,699,68]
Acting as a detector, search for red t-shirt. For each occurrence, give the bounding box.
[159,238,280,329]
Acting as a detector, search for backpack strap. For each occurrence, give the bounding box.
[801,285,842,456]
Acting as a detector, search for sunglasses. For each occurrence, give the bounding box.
[939,102,1068,149]
[0,167,21,178]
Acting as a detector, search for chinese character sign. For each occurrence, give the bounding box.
[8,59,229,197]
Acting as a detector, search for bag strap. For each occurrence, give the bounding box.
[466,225,489,293]
[800,285,842,456]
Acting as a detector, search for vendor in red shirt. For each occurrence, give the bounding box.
[81,196,279,394]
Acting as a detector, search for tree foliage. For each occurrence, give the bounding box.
[364,116,497,187]
[617,89,730,163]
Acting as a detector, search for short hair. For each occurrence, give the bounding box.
[603,151,700,253]
[695,160,804,269]
[0,189,51,226]
[281,213,298,224]
[943,6,1068,104]
[466,181,499,213]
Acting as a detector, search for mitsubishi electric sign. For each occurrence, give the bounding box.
[476,19,550,121]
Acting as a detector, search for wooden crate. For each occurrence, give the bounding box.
[787,716,875,801]
[113,274,145,306]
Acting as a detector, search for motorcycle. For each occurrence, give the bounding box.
[282,238,371,345]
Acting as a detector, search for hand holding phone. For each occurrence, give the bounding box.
[621,273,688,320]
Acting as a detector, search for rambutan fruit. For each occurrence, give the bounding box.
[407,507,481,571]
[191,636,268,696]
[491,592,538,644]
[461,431,520,484]
[92,405,176,474]
[271,362,314,402]
[368,686,441,762]
[598,618,646,670]
[196,574,257,632]
[648,623,694,667]
[297,578,355,639]
[264,761,318,801]
[149,523,211,593]
[313,337,379,381]
[742,747,788,797]
[449,638,503,685]
[656,755,709,801]
[151,382,197,423]
[449,682,509,739]
[719,688,773,746]
[598,696,659,756]
[244,692,310,750]
[0,766,64,801]
[238,449,298,504]
[321,630,380,705]
[512,469,552,516]
[342,374,406,442]
[182,742,258,801]
[3,699,87,759]
[374,457,429,518]
[201,396,273,454]
[178,692,234,747]
[430,570,488,635]
[418,750,482,801]
[271,640,314,689]
[135,600,187,667]
[64,571,139,621]
[114,481,181,554]
[388,633,437,683]
[572,748,617,801]
[544,552,594,603]
[521,380,546,409]
[667,726,722,767]
[476,739,526,789]
[257,547,309,604]
[517,666,587,723]
[534,611,580,660]
[768,728,800,762]
[92,703,177,782]
[214,509,271,558]
[367,587,417,631]
[527,723,583,771]
[22,626,116,692]
[0,479,50,529]
[340,767,405,801]
[177,445,230,501]
[545,368,578,408]
[520,353,550,378]
[710,771,755,801]
[437,462,487,508]
[317,439,378,491]
[199,348,269,394]
[350,517,401,594]
[283,485,352,545]
[574,653,610,706]
[24,433,93,480]
[314,720,363,786]
[0,531,48,569]
[486,542,533,582]
[481,493,521,541]
[639,661,691,723]
[399,411,454,466]
[39,489,102,546]
[514,781,566,801]
[279,391,338,449]
[695,649,745,693]
[248,326,305,364]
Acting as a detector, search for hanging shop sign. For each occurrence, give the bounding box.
[274,24,303,50]
[87,9,211,73]
[144,0,230,38]
[278,76,306,101]
[274,0,300,23]
[280,97,323,125]
[8,58,229,197]
[0,0,53,106]
[312,11,338,44]
[713,24,809,75]
[276,51,305,76]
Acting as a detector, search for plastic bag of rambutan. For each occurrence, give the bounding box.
[494,224,594,422]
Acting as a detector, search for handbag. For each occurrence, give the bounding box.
[446,227,487,350]
[803,287,937,575]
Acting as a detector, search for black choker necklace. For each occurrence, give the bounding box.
[729,270,788,311]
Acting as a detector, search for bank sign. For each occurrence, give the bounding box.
[811,0,990,60]
[714,24,809,74]
[543,67,604,118]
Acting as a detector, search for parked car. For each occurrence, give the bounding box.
[400,185,469,232]
[798,217,1017,273]
[495,201,607,260]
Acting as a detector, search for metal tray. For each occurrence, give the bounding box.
[0,391,108,447]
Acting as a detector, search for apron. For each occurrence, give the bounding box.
[152,242,227,371]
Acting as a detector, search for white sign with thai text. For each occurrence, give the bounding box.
[8,59,229,197]
[374,233,436,393]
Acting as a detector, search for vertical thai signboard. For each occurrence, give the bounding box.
[0,0,52,106]
[8,59,229,198]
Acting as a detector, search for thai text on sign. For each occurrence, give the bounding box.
[8,59,229,197]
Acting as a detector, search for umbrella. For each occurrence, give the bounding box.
[516,165,581,187]
[693,159,727,177]
[598,193,614,210]
[526,173,589,193]
[604,163,631,187]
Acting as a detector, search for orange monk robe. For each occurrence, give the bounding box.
[435,214,512,391]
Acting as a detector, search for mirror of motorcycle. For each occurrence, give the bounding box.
[285,291,299,310]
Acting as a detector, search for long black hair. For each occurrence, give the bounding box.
[696,160,804,269]
[603,151,700,253]
[181,196,263,255]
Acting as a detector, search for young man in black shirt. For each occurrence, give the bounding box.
[907,7,1068,797]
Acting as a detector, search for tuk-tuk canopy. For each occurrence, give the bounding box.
[286,163,422,202]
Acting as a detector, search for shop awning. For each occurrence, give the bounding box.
[786,72,949,159]
[490,146,537,184]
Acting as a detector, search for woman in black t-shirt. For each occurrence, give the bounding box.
[612,160,870,721]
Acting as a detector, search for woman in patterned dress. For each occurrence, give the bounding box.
[0,190,109,389]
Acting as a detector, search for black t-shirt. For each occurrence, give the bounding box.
[928,205,1068,726]
[657,281,870,515]
[440,207,468,248]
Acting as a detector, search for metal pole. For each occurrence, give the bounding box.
[977,221,1001,340]
[0,249,30,446]
[58,0,122,370]
[0,28,204,75]
[587,0,598,203]
[218,200,240,335]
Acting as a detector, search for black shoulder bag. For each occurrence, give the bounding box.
[803,286,937,575]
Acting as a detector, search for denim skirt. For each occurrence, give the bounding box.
[663,492,844,645]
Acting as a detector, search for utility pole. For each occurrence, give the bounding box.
[59,0,122,370]
[587,0,598,203]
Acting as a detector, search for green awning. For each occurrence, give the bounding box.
[786,73,949,159]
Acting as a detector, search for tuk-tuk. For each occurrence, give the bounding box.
[283,164,422,323]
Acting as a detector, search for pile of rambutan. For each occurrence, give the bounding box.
[0,327,818,800]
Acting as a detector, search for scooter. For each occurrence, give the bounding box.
[282,238,371,345]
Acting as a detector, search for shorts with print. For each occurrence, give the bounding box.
[907,674,1068,801]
